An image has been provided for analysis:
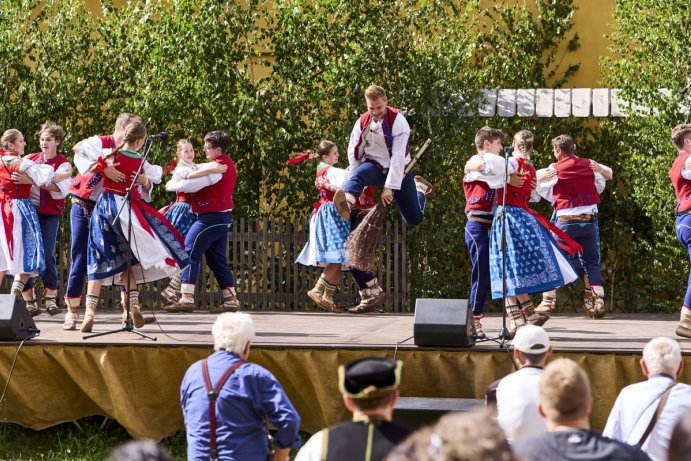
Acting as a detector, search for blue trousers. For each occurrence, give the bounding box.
[66,203,90,298]
[555,219,603,287]
[181,211,235,288]
[343,160,426,226]
[676,214,691,307]
[25,213,61,291]
[349,209,376,289]
[465,219,491,316]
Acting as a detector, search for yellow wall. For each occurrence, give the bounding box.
[565,0,615,87]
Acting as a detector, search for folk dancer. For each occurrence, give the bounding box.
[535,135,613,319]
[293,141,384,314]
[668,123,691,339]
[15,122,72,316]
[63,112,141,330]
[466,129,581,334]
[463,127,504,338]
[0,129,71,311]
[159,139,225,304]
[79,120,189,332]
[163,131,239,314]
[333,84,434,224]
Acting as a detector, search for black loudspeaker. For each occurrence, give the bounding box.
[413,298,475,348]
[0,295,39,341]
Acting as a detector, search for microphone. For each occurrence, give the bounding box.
[504,146,514,157]
[149,132,169,141]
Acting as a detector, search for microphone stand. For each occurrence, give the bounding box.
[84,137,159,341]
[474,146,513,350]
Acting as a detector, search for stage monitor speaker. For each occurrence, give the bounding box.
[0,295,38,341]
[413,298,475,348]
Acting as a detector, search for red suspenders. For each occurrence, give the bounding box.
[201,358,246,461]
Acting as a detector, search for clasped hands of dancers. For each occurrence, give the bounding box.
[0,114,239,332]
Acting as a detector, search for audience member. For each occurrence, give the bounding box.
[603,337,691,461]
[384,409,519,461]
[108,440,173,461]
[668,407,691,461]
[296,357,412,461]
[180,312,301,461]
[495,325,551,441]
[512,358,650,461]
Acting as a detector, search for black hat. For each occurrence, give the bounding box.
[338,357,403,399]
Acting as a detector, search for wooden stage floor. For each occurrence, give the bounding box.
[27,311,690,353]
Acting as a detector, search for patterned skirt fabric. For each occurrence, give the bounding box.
[0,198,45,276]
[490,206,577,298]
[164,201,196,238]
[296,202,351,266]
[87,192,190,284]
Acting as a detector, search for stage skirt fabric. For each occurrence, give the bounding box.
[296,202,351,267]
[490,205,577,298]
[0,198,44,276]
[163,201,196,238]
[87,192,190,285]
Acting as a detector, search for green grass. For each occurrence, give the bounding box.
[0,417,187,461]
[0,418,311,460]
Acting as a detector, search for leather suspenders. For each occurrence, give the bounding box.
[201,358,246,461]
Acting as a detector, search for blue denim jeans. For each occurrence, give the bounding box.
[555,219,603,286]
[343,160,425,226]
[181,211,235,288]
[25,212,61,291]
[465,219,491,316]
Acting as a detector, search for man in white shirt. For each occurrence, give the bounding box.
[535,134,613,318]
[603,337,691,461]
[333,85,433,225]
[495,325,551,442]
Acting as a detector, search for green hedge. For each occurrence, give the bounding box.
[1,0,678,312]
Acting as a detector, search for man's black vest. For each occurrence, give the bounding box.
[323,418,412,461]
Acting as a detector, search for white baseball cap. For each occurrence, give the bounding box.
[512,325,551,354]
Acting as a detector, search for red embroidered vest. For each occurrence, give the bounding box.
[670,152,691,214]
[176,192,193,203]
[464,180,494,213]
[191,154,237,213]
[552,155,600,210]
[353,107,410,162]
[0,154,32,200]
[27,152,69,215]
[102,151,143,199]
[69,135,116,201]
[497,158,535,209]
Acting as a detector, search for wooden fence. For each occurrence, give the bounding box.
[28,217,410,313]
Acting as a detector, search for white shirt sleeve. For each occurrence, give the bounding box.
[464,153,509,189]
[602,395,623,441]
[325,166,348,189]
[166,173,222,193]
[294,431,324,461]
[49,162,72,200]
[172,162,196,181]
[682,169,691,180]
[383,115,411,190]
[73,136,112,174]
[536,166,558,202]
[594,164,612,194]
[20,158,56,187]
[347,119,364,173]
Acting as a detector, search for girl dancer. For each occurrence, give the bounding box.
[491,131,580,333]
[0,129,70,313]
[80,120,189,332]
[294,141,380,313]
[159,139,225,304]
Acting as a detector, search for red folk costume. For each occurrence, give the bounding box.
[86,149,189,285]
[0,148,59,276]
